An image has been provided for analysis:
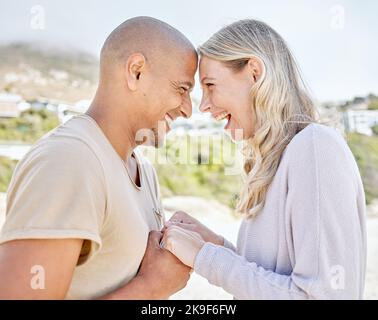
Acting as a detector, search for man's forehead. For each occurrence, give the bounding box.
[154,48,197,87]
[175,55,197,88]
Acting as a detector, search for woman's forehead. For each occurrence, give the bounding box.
[199,57,229,79]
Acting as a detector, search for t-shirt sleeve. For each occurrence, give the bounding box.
[0,138,106,265]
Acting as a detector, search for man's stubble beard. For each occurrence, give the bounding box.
[134,120,168,148]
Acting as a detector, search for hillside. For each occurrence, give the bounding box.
[0,43,98,102]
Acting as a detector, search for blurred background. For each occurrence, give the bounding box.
[0,0,377,299]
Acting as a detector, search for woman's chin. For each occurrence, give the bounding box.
[225,127,245,142]
[224,119,248,142]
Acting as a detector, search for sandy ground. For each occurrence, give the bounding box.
[0,193,377,299]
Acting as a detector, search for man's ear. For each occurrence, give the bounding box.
[125,53,146,91]
[247,57,264,83]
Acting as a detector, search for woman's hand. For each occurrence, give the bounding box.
[161,225,205,268]
[163,211,224,246]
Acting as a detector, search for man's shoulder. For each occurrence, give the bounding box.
[26,115,101,162]
[18,132,101,178]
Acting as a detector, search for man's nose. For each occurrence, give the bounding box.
[181,96,193,119]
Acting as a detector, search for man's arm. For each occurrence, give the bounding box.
[0,239,82,299]
[0,231,191,299]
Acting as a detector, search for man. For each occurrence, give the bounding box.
[0,16,197,299]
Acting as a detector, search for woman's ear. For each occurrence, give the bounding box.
[125,53,146,91]
[247,57,264,83]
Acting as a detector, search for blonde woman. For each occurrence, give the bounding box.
[161,19,367,299]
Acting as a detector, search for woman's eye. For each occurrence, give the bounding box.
[179,87,188,94]
[205,83,214,88]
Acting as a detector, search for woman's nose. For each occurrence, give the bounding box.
[199,97,211,113]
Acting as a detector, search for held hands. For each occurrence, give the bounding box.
[160,225,205,268]
[137,230,192,299]
[160,211,224,268]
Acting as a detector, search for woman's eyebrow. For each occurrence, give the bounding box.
[200,76,216,83]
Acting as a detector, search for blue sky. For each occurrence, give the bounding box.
[0,0,377,103]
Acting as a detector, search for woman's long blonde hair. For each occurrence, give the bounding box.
[198,19,320,219]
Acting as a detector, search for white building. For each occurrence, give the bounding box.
[342,109,378,136]
[57,99,91,123]
[0,93,23,118]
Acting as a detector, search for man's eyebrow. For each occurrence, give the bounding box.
[179,81,194,90]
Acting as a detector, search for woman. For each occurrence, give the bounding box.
[161,19,367,299]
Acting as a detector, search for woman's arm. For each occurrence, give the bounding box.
[194,243,310,299]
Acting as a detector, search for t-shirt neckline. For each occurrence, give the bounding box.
[76,113,144,191]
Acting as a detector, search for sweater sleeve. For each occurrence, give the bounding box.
[194,125,366,299]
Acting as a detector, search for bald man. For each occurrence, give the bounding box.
[0,17,197,299]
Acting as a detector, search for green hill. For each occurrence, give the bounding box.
[347,133,378,204]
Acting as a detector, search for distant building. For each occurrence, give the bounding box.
[30,101,48,111]
[342,110,378,136]
[0,93,22,118]
[342,97,369,111]
[74,99,91,113]
[57,99,91,123]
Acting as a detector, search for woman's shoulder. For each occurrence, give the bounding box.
[286,122,347,154]
[281,122,360,178]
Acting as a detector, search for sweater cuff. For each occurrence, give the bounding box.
[223,237,236,252]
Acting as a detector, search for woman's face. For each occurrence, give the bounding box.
[199,56,257,141]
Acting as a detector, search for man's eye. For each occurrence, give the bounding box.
[179,87,188,94]
[205,83,214,88]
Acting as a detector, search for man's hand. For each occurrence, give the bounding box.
[101,230,192,300]
[136,230,192,299]
[164,211,224,246]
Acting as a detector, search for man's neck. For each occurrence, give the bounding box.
[86,101,136,161]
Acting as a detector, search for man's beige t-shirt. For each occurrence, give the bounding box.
[0,114,165,299]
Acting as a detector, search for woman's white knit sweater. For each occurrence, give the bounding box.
[194,123,367,299]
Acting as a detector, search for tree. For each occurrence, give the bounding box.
[372,125,378,136]
[368,100,378,110]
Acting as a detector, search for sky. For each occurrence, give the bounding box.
[0,0,377,103]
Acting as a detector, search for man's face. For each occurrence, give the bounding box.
[135,50,197,147]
